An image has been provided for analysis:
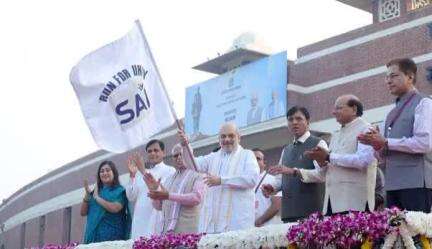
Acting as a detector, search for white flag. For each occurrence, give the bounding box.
[70,21,175,153]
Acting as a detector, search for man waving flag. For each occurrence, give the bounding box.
[70,20,175,153]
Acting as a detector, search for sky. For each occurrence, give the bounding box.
[0,0,371,201]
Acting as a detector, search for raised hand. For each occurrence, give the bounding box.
[177,129,189,146]
[261,184,275,198]
[148,184,169,200]
[372,125,380,134]
[143,172,160,191]
[203,174,221,187]
[93,182,99,198]
[267,165,295,176]
[358,126,387,150]
[84,179,92,195]
[160,183,167,192]
[131,151,145,174]
[126,155,138,178]
[304,146,329,165]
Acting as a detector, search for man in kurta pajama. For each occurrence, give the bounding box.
[179,122,260,233]
[125,139,175,239]
[148,144,205,234]
[301,95,377,214]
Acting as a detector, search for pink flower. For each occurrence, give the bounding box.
[133,232,204,249]
[287,208,402,248]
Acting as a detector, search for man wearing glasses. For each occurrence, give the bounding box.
[143,143,205,234]
[359,58,432,212]
[300,96,377,215]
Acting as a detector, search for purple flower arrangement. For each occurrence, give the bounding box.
[28,208,409,249]
[287,208,401,248]
[133,232,204,249]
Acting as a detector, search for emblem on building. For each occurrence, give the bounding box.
[379,0,401,22]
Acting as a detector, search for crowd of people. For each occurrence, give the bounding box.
[79,57,432,243]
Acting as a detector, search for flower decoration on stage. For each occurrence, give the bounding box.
[133,232,204,249]
[28,209,432,249]
[287,208,400,248]
[197,224,290,248]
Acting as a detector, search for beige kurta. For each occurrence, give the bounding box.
[158,169,203,234]
[300,117,377,213]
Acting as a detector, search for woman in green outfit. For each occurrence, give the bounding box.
[80,160,131,243]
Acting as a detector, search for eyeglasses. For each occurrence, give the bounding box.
[173,153,182,158]
[219,133,236,139]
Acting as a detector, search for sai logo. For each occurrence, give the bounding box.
[109,76,151,131]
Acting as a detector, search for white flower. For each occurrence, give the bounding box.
[382,220,417,249]
[75,240,133,249]
[382,231,398,249]
[197,224,293,249]
[405,211,427,236]
[400,222,416,249]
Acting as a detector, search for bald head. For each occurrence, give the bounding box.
[218,122,240,153]
[336,94,360,104]
[333,94,363,125]
[219,122,239,134]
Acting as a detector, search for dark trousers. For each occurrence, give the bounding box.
[386,188,432,213]
[282,217,303,223]
[325,200,370,216]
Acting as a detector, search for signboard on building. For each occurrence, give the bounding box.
[185,51,287,139]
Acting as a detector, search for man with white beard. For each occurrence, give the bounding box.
[178,122,260,233]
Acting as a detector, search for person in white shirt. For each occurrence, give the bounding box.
[252,148,282,227]
[125,139,175,239]
[178,122,260,233]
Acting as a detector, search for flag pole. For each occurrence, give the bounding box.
[135,20,198,171]
[255,171,268,193]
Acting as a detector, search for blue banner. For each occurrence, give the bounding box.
[185,51,287,139]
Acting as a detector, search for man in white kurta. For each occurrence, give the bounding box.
[125,139,175,239]
[179,123,260,233]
